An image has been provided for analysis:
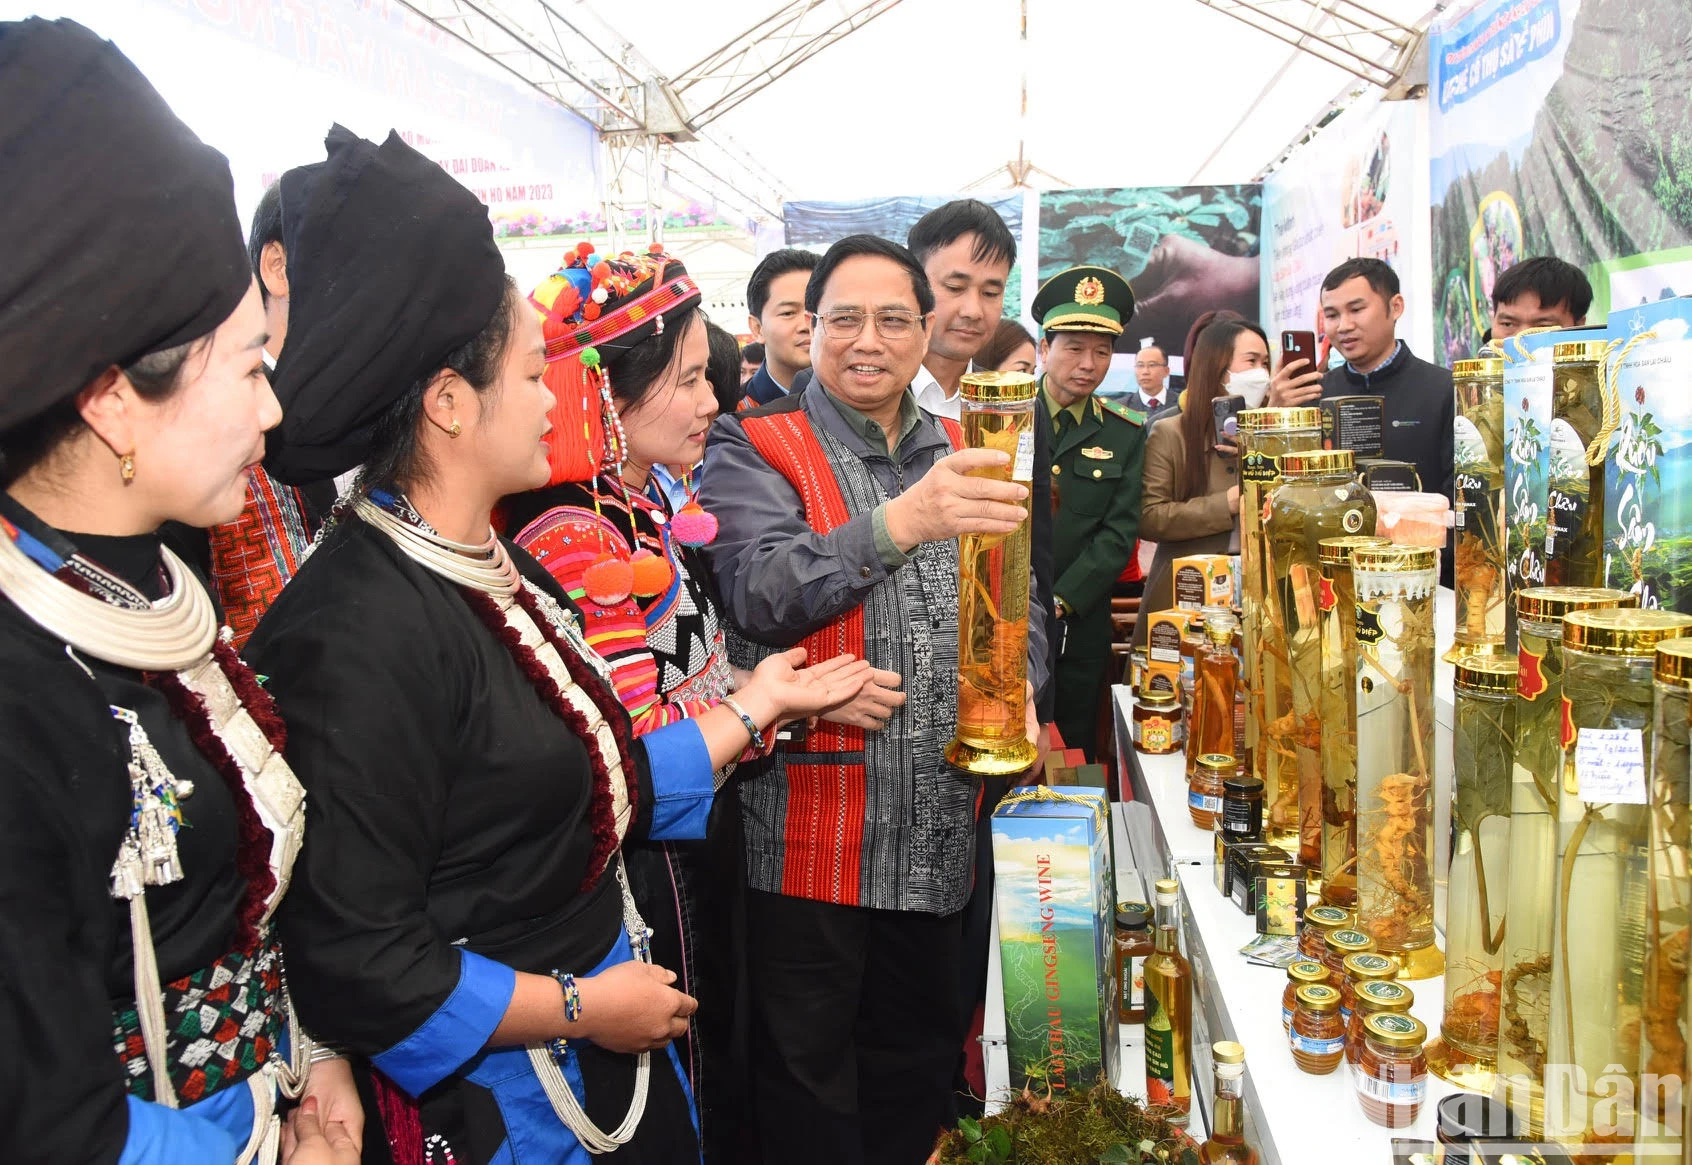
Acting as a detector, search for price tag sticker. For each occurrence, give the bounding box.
[1012,428,1035,483]
[1574,728,1648,804]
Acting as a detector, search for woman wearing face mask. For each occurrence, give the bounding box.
[1132,319,1271,644]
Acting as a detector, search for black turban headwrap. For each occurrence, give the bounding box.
[0,18,249,435]
[266,125,507,485]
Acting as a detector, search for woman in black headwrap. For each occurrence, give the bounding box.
[0,18,359,1165]
[248,126,865,1165]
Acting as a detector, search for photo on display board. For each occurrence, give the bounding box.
[1036,184,1262,391]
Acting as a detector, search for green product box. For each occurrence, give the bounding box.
[1604,298,1692,609]
[991,788,1120,1096]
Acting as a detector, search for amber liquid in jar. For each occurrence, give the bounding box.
[1356,1012,1428,1127]
[1346,979,1414,1071]
[1134,691,1184,755]
[1321,927,1375,979]
[1290,984,1347,1074]
[1282,961,1330,1035]
[1339,951,1398,1018]
[1299,904,1352,961]
[1189,753,1232,830]
[1114,905,1154,1025]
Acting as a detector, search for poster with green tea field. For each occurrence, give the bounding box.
[990,799,1117,1095]
[1606,299,1692,611]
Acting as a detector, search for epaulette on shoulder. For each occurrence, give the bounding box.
[1100,398,1145,426]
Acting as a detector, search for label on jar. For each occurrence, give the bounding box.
[1136,716,1179,753]
[1221,797,1257,835]
[1119,956,1145,1012]
[1518,640,1548,702]
[1012,428,1035,483]
[1282,1003,1294,1029]
[1575,727,1648,804]
[1241,451,1282,484]
[1354,605,1386,646]
[1355,1072,1428,1105]
[1290,1031,1346,1056]
[1341,508,1365,534]
[1318,575,1336,612]
[1188,790,1223,814]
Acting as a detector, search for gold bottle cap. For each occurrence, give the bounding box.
[1363,1010,1427,1048]
[1279,448,1357,477]
[1326,928,1375,955]
[958,369,1037,404]
[1452,357,1505,378]
[1552,340,1610,364]
[1238,406,1323,433]
[1455,655,1517,695]
[1296,983,1342,1011]
[1351,544,1437,573]
[1197,753,1236,774]
[1318,535,1390,565]
[1355,979,1414,1011]
[1343,952,1398,982]
[1287,960,1329,985]
[1657,639,1692,688]
[1564,608,1692,656]
[1154,878,1179,905]
[1139,688,1179,709]
[1304,905,1352,931]
[1213,1040,1246,1065]
[1515,586,1636,621]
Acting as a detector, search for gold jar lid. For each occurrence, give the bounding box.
[959,369,1037,403]
[1287,960,1329,985]
[1139,688,1179,708]
[1351,544,1437,573]
[1279,448,1356,477]
[1564,608,1692,656]
[1343,952,1398,982]
[1304,905,1352,932]
[1657,640,1692,688]
[1326,928,1375,955]
[1239,406,1323,433]
[1355,979,1414,1011]
[1363,1011,1427,1049]
[1318,535,1390,565]
[1455,655,1517,695]
[1296,983,1342,1011]
[1196,753,1236,774]
[1213,1040,1246,1065]
[1516,586,1636,622]
[1553,340,1609,364]
[1452,357,1505,378]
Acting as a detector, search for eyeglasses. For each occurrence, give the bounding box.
[813,309,925,341]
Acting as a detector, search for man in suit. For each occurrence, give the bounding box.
[743,247,820,406]
[1038,266,1147,758]
[1124,343,1170,415]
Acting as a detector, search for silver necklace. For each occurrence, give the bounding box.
[355,498,520,596]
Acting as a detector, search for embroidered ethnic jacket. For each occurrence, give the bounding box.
[700,378,1048,916]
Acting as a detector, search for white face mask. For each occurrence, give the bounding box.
[1227,366,1271,408]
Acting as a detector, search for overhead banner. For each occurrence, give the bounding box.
[1262,97,1427,366]
[1429,0,1692,362]
[30,0,601,237]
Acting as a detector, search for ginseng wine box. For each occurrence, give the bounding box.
[1143,608,1194,698]
[1171,553,1234,612]
[991,788,1120,1095]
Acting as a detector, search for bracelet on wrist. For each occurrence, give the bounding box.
[721,696,766,753]
[550,968,583,1025]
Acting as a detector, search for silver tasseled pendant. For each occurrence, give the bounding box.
[107,706,193,899]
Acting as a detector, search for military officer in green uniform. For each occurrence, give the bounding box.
[1034,265,1145,759]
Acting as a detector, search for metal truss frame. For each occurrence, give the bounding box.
[1188,0,1426,89]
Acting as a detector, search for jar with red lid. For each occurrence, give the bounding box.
[1339,951,1398,1020]
[1282,960,1330,1034]
[1290,983,1346,1074]
[1299,904,1352,961]
[1356,1011,1428,1127]
[1347,978,1414,1071]
[1321,927,1374,977]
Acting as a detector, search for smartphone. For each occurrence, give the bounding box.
[1212,394,1244,448]
[1281,329,1318,373]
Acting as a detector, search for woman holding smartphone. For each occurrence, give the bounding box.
[1132,319,1271,644]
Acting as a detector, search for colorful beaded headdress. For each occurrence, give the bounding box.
[527,243,708,604]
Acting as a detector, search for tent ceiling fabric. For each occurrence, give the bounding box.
[586,0,1441,204]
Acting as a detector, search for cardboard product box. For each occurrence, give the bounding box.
[1171,553,1234,612]
[1144,608,1194,698]
[1321,395,1385,457]
[1603,299,1692,611]
[1357,458,1422,493]
[1224,842,1286,911]
[1047,763,1118,873]
[1255,866,1308,936]
[991,788,1120,1096]
[1501,326,1604,605]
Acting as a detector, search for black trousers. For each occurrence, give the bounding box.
[745,889,964,1165]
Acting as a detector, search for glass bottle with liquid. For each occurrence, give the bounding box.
[1114,903,1154,1026]
[1144,877,1192,1124]
[1238,407,1324,854]
[1266,447,1377,872]
[1452,356,1509,657]
[1188,609,1240,781]
[1542,342,1612,589]
[1430,654,1517,1090]
[1351,544,1442,979]
[1201,1041,1259,1165]
[1317,535,1390,908]
[1495,586,1636,1137]
[1546,608,1692,1145]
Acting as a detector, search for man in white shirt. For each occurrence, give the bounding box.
[906,201,1015,420]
